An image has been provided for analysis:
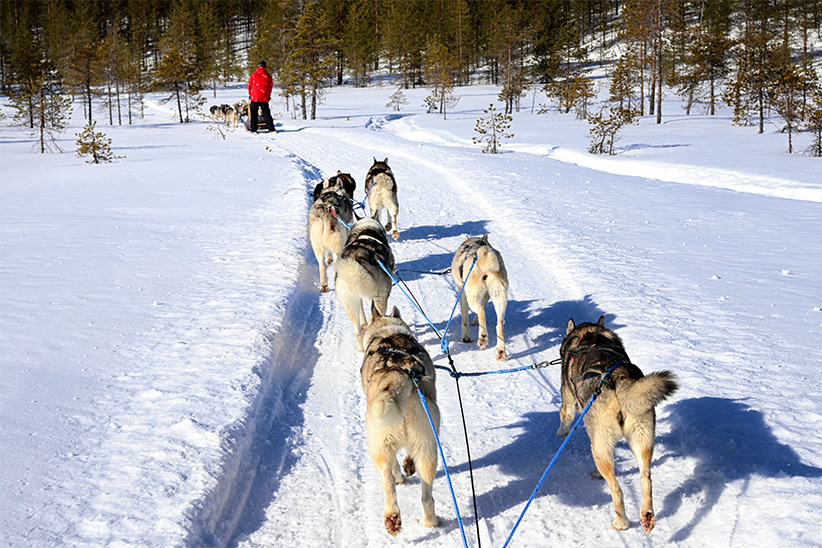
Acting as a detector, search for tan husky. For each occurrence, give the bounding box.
[451,235,509,360]
[361,304,440,536]
[559,317,679,533]
[364,158,400,240]
[335,217,394,351]
[308,178,354,292]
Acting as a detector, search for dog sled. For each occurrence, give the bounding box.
[243,116,276,133]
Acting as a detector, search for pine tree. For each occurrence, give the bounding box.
[803,86,822,157]
[587,105,637,155]
[281,2,338,120]
[423,43,460,120]
[75,120,120,163]
[473,103,514,154]
[386,88,409,111]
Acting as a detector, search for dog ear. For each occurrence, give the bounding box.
[482,232,489,241]
[597,316,605,327]
[371,301,381,319]
[566,318,576,335]
[391,306,401,319]
[383,157,388,164]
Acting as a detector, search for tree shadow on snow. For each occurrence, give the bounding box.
[660,397,822,543]
[400,220,491,243]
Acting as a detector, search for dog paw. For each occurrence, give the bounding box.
[402,456,416,477]
[320,284,328,293]
[590,468,603,480]
[640,511,656,534]
[496,349,507,361]
[392,230,399,241]
[477,334,489,349]
[419,514,440,528]
[325,257,334,266]
[461,336,473,343]
[385,222,392,231]
[384,513,402,536]
[556,424,571,438]
[611,517,630,531]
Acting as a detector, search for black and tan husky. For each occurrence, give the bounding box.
[558,317,679,533]
[360,304,440,536]
[364,158,400,240]
[335,217,394,351]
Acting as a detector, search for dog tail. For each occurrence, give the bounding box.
[373,172,396,191]
[335,256,381,296]
[368,369,413,429]
[476,246,508,299]
[616,371,679,416]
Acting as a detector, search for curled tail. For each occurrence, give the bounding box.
[367,369,413,428]
[616,371,679,416]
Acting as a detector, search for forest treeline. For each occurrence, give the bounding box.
[2,0,821,154]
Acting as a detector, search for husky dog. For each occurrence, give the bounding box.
[308,178,354,292]
[361,304,440,536]
[451,235,509,360]
[224,107,239,129]
[209,105,224,122]
[313,171,356,203]
[558,317,679,533]
[335,218,395,351]
[364,158,400,240]
[234,99,249,119]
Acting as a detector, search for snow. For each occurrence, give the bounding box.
[1,82,821,548]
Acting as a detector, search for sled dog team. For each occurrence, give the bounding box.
[307,158,679,538]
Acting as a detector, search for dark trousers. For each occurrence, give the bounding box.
[250,101,275,132]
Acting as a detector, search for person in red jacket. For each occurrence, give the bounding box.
[247,61,276,133]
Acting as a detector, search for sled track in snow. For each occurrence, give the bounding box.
[183,257,323,547]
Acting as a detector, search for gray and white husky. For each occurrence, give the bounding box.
[360,304,440,536]
[364,158,400,240]
[308,177,354,292]
[451,234,509,360]
[559,317,679,534]
[335,217,395,351]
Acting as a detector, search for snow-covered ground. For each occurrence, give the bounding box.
[1,82,820,548]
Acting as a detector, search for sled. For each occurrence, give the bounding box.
[243,116,277,133]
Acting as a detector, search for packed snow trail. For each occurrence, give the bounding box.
[219,111,821,548]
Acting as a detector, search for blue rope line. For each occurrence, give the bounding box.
[376,259,446,343]
[435,360,556,378]
[412,377,469,548]
[501,363,620,548]
[351,180,376,212]
[440,256,477,355]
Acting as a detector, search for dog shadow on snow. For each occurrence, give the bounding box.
[400,220,491,243]
[444,411,611,519]
[660,396,822,542]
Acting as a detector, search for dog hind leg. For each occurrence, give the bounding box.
[373,452,403,536]
[310,232,329,293]
[591,436,629,530]
[388,203,399,240]
[472,294,490,349]
[458,292,472,343]
[625,414,658,533]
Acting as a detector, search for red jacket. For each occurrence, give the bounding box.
[248,66,274,103]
